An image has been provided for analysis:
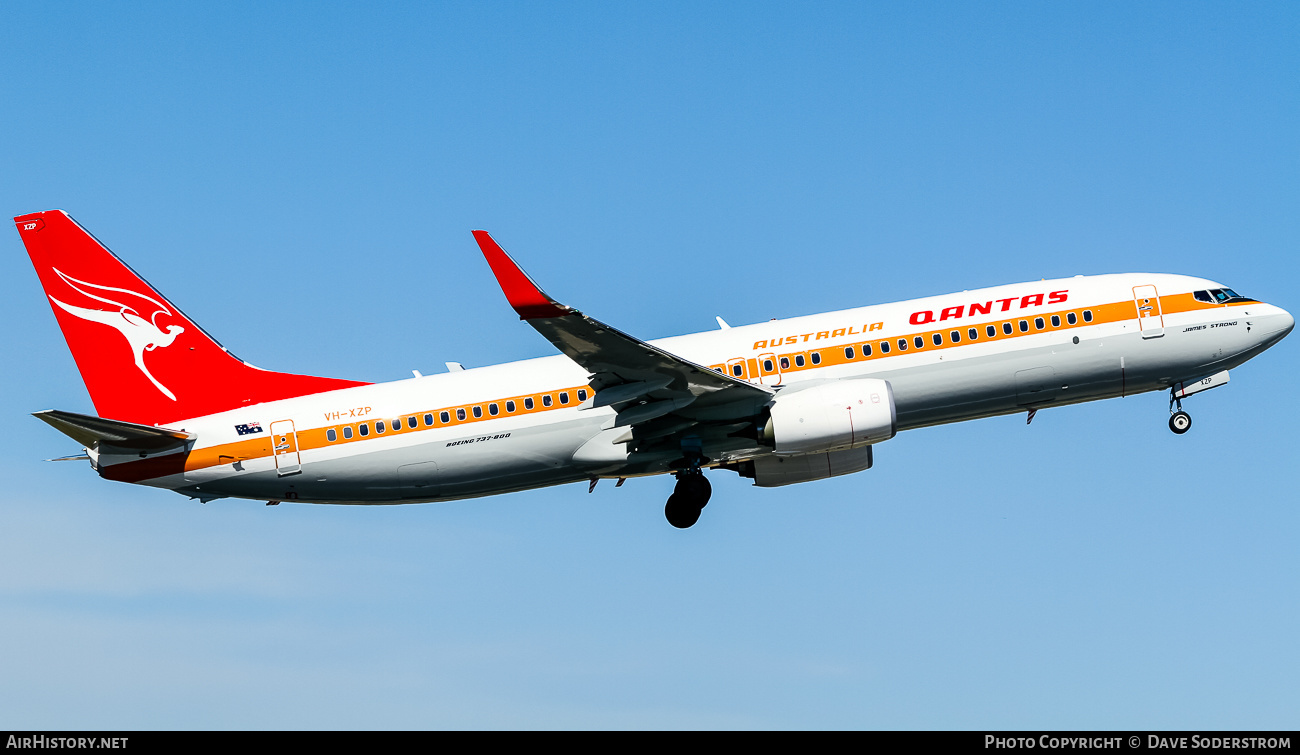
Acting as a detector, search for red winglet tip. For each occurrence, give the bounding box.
[472,231,571,319]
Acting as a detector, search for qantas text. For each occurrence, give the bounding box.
[910,290,1069,326]
[750,291,1070,351]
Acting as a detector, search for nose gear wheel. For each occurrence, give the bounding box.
[1167,390,1192,435]
[1169,411,1192,434]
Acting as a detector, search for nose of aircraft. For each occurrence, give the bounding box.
[1262,305,1294,344]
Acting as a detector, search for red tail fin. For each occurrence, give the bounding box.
[15,210,367,425]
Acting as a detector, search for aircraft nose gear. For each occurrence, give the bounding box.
[665,470,712,529]
[1168,391,1192,435]
[1169,410,1192,434]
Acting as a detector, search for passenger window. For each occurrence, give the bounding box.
[392,419,401,431]
[524,397,535,410]
[1003,322,1013,335]
[880,341,890,354]
[440,411,450,424]
[559,392,569,405]
[950,330,961,343]
[897,339,907,351]
[359,423,370,437]
[1035,317,1045,330]
[1083,310,1094,323]
[914,336,924,349]
[424,414,433,426]
[506,401,516,413]
[407,416,417,429]
[472,406,483,418]
[861,344,872,357]
[732,364,743,376]
[795,354,806,367]
[932,333,943,346]
[343,426,354,439]
[327,428,337,442]
[713,367,723,373]
[578,389,588,401]
[843,348,853,360]
[968,328,978,341]
[811,352,822,364]
[376,422,386,435]
[1019,320,1029,332]
[456,408,466,421]
[489,403,499,415]
[1067,312,1077,325]
[780,356,791,369]
[986,325,996,338]
[1051,315,1061,327]
[543,395,553,407]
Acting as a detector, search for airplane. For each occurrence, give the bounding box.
[14,210,1294,528]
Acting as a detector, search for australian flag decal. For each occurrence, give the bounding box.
[235,422,264,436]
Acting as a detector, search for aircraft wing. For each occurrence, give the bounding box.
[472,231,774,424]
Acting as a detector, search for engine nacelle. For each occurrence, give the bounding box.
[763,378,896,455]
[751,445,873,487]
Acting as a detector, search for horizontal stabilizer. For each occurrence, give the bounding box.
[34,409,194,450]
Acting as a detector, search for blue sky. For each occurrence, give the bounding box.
[1,2,1297,729]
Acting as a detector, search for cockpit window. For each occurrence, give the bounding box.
[1196,288,1254,304]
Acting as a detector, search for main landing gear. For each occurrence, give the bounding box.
[665,470,712,529]
[670,470,712,530]
[1168,391,1192,435]
[665,437,712,529]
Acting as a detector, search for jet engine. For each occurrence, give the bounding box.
[761,378,896,455]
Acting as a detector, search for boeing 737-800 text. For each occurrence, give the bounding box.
[15,210,1293,528]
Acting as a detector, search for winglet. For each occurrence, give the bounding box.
[472,231,573,319]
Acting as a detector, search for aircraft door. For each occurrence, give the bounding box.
[1133,285,1165,338]
[757,352,783,385]
[270,420,302,476]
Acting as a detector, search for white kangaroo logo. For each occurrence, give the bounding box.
[47,269,186,401]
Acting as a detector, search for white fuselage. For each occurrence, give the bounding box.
[96,272,1292,504]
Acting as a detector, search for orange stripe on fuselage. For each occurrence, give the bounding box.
[109,294,1247,484]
